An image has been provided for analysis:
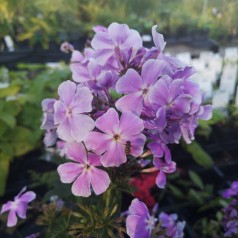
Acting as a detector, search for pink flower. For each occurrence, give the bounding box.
[85,108,146,167]
[57,142,110,197]
[54,80,95,142]
[1,187,36,227]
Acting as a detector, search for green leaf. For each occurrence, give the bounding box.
[183,141,213,168]
[0,85,20,99]
[188,170,204,190]
[168,184,185,198]
[0,156,11,196]
[0,113,16,128]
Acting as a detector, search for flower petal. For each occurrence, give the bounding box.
[128,198,149,217]
[57,162,84,183]
[88,154,102,166]
[116,69,142,94]
[115,93,143,115]
[85,131,112,154]
[155,170,166,189]
[152,25,166,52]
[95,108,119,135]
[54,101,66,125]
[126,215,150,238]
[7,210,17,227]
[71,172,91,197]
[15,202,27,219]
[108,22,129,46]
[19,192,36,203]
[127,133,146,157]
[71,86,93,113]
[1,201,12,214]
[119,111,144,137]
[58,81,76,106]
[90,167,110,195]
[141,59,165,86]
[101,141,126,167]
[70,114,95,142]
[91,32,113,50]
[56,118,74,142]
[66,142,87,163]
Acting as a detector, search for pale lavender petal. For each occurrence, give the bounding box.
[85,132,112,154]
[156,170,166,189]
[152,25,166,52]
[115,93,143,115]
[141,59,165,86]
[93,25,107,33]
[108,22,129,46]
[66,142,87,163]
[171,95,192,113]
[58,81,76,106]
[71,86,93,113]
[19,192,36,203]
[198,105,212,120]
[95,108,119,135]
[169,79,183,99]
[128,198,149,217]
[16,202,27,219]
[154,107,167,131]
[70,114,95,142]
[57,163,84,183]
[7,210,17,227]
[71,50,83,63]
[119,111,144,137]
[43,130,57,147]
[71,172,91,197]
[54,101,66,124]
[91,32,113,50]
[87,154,102,166]
[88,60,102,78]
[101,142,126,167]
[94,49,114,65]
[150,78,170,106]
[56,118,74,142]
[129,133,146,157]
[1,201,12,214]
[90,167,110,195]
[116,69,143,94]
[122,29,143,49]
[126,215,150,238]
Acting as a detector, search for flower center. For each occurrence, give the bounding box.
[85,164,91,171]
[113,134,120,141]
[66,108,72,117]
[146,216,157,231]
[142,88,149,95]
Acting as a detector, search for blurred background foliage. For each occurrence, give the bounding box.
[0,64,70,195]
[0,0,238,48]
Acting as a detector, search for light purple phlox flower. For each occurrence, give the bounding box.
[86,108,145,167]
[1,187,36,227]
[57,142,110,197]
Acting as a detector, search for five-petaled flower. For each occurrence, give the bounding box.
[1,187,36,227]
[57,142,110,197]
[54,80,95,142]
[85,108,146,167]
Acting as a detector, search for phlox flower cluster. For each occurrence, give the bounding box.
[41,22,212,198]
[126,198,185,238]
[222,180,238,237]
